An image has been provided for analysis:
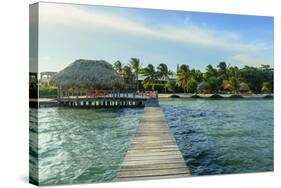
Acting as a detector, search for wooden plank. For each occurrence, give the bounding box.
[118,174,190,182]
[120,162,187,170]
[118,168,189,177]
[116,99,190,181]
[120,159,186,167]
[125,151,183,156]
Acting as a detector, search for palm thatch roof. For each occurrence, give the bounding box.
[51,59,124,89]
[197,81,209,91]
[239,82,250,92]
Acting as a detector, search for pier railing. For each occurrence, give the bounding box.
[59,97,147,108]
[56,90,158,108]
[59,91,158,99]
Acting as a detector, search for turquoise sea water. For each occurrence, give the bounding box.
[30,107,143,185]
[30,99,273,185]
[159,99,273,175]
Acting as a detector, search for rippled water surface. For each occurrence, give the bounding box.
[30,99,273,185]
[159,99,273,175]
[30,107,143,185]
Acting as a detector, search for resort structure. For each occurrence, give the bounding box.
[40,71,57,85]
[50,59,150,108]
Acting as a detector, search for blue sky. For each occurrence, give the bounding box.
[35,2,274,73]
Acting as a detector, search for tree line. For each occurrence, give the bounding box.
[113,58,273,94]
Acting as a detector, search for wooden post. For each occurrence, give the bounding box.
[57,85,60,100]
[58,85,62,101]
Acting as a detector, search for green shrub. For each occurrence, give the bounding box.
[39,86,57,98]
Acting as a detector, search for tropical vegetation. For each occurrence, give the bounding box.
[113,59,273,94]
[38,58,273,98]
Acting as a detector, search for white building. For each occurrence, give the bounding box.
[40,72,57,84]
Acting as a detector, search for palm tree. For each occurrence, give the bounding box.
[129,58,142,91]
[227,76,240,94]
[122,65,134,90]
[186,77,198,93]
[227,66,240,93]
[261,82,271,94]
[113,61,122,74]
[207,76,221,93]
[176,64,190,93]
[143,64,157,90]
[157,63,173,93]
[191,69,203,83]
[217,61,228,82]
[166,80,176,93]
[217,62,227,75]
[204,64,218,80]
[228,66,240,78]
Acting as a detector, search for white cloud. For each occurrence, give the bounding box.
[226,54,273,67]
[154,25,264,52]
[39,3,270,54]
[39,3,154,36]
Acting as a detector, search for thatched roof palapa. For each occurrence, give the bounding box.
[197,81,209,92]
[239,82,250,92]
[51,59,124,89]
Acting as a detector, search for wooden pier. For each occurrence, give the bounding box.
[117,99,190,181]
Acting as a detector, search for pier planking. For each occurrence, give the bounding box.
[117,99,190,181]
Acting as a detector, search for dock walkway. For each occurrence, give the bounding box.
[117,99,190,181]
